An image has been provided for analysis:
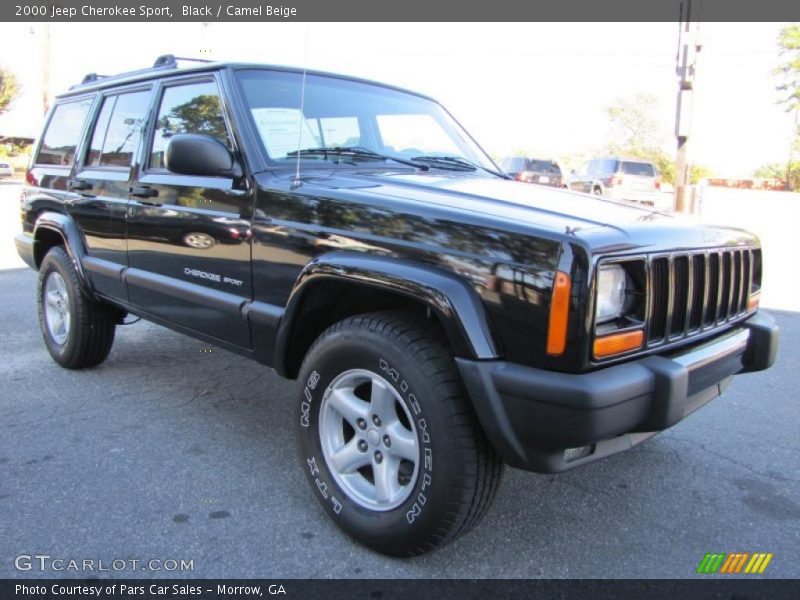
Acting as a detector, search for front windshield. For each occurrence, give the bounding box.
[235,69,497,171]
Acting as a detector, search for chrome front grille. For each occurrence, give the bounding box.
[645,247,760,346]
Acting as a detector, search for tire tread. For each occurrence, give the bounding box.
[38,246,116,369]
[303,310,503,556]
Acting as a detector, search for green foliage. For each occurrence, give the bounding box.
[604,93,665,157]
[602,93,712,186]
[754,161,800,189]
[772,24,800,189]
[0,67,19,116]
[774,24,800,113]
[603,94,669,182]
[689,164,713,184]
[0,142,30,157]
[642,151,672,185]
[159,94,228,141]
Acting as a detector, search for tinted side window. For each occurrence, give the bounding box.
[149,81,230,170]
[600,159,619,175]
[86,90,151,167]
[36,99,94,166]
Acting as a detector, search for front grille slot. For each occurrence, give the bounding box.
[719,252,732,322]
[731,250,743,317]
[670,255,689,337]
[741,250,751,313]
[688,254,705,331]
[648,257,669,342]
[705,253,720,326]
[642,246,756,353]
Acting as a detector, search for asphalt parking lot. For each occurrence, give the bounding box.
[1,266,798,579]
[1,180,798,579]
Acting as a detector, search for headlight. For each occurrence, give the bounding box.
[595,264,630,324]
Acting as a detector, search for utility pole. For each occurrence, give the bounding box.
[41,23,50,115]
[674,2,702,212]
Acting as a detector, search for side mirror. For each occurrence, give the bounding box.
[165,134,242,178]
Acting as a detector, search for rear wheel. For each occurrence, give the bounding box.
[37,246,117,369]
[295,311,503,556]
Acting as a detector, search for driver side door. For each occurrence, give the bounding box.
[126,75,254,348]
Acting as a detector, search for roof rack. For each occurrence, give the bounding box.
[80,73,107,85]
[70,54,214,90]
[152,54,213,67]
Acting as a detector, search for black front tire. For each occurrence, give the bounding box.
[37,246,117,369]
[295,311,503,556]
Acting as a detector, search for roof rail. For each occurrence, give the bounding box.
[80,73,107,85]
[152,54,213,68]
[71,55,213,90]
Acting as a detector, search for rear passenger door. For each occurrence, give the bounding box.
[27,96,95,236]
[70,86,152,300]
[126,75,253,349]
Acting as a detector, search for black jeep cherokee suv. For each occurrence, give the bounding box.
[15,55,779,556]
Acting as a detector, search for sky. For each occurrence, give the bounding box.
[0,21,793,177]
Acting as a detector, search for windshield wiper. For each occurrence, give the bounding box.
[411,155,509,179]
[286,146,429,171]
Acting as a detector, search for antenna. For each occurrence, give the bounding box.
[291,25,310,190]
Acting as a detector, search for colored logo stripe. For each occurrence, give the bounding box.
[696,553,725,574]
[745,553,773,574]
[697,552,772,574]
[720,553,748,573]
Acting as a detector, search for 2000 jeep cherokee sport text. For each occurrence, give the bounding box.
[15,56,779,556]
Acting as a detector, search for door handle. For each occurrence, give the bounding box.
[69,179,92,192]
[129,185,159,199]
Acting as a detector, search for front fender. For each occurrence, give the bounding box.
[273,252,501,376]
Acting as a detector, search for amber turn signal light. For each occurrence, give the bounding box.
[747,292,760,312]
[546,271,571,356]
[593,329,644,359]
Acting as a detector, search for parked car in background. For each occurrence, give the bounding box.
[0,162,14,178]
[499,157,564,187]
[568,157,670,209]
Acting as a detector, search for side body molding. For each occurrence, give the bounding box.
[271,252,501,377]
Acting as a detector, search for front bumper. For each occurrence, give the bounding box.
[605,186,664,206]
[457,312,779,473]
[15,233,35,270]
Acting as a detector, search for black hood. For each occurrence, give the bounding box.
[299,170,759,254]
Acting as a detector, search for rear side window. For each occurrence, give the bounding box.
[149,81,231,170]
[36,99,94,166]
[86,90,151,168]
[621,161,656,177]
[599,159,619,175]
